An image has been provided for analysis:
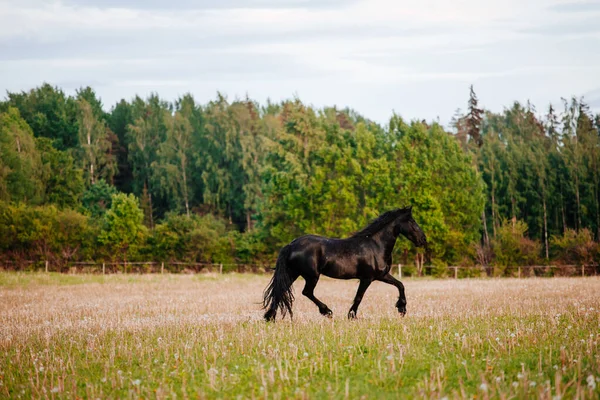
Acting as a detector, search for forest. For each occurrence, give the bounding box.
[0,84,599,273]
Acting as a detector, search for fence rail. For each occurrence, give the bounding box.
[397,264,598,278]
[0,260,598,278]
[0,260,272,274]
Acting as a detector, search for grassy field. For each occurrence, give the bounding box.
[1,273,599,399]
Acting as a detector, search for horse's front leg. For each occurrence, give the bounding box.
[348,279,372,319]
[378,273,407,316]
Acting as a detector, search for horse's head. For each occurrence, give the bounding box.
[394,206,428,248]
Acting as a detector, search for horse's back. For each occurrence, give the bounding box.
[286,234,378,279]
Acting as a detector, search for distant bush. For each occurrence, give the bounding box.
[149,213,235,264]
[491,219,541,275]
[0,201,95,267]
[550,229,598,265]
[98,193,147,264]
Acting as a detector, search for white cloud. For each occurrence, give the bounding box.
[0,0,598,123]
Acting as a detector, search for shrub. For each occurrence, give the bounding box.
[491,219,541,275]
[550,229,598,265]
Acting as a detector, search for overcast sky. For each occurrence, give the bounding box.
[0,0,599,125]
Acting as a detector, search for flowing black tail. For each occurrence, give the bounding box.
[263,245,295,321]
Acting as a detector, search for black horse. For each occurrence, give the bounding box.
[263,207,427,321]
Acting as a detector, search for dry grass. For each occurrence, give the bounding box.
[1,273,599,399]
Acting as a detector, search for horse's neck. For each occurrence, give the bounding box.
[374,225,398,262]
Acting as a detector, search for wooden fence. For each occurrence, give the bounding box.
[0,260,271,274]
[397,264,598,278]
[0,260,598,278]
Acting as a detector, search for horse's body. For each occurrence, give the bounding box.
[263,207,427,321]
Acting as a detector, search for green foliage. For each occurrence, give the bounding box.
[108,99,134,193]
[491,219,541,272]
[389,116,485,264]
[126,94,169,226]
[260,101,394,246]
[2,83,79,150]
[76,98,117,186]
[82,179,118,218]
[0,107,44,204]
[98,193,147,261]
[0,201,95,264]
[2,84,600,270]
[153,110,194,216]
[149,213,235,264]
[550,229,598,265]
[36,137,84,209]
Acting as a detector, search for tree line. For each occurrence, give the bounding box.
[0,84,598,273]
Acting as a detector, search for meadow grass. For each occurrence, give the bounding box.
[0,273,599,399]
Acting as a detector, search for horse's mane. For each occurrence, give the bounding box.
[350,207,411,238]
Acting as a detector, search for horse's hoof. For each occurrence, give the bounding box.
[320,309,333,318]
[348,310,357,319]
[397,307,406,317]
[264,309,277,322]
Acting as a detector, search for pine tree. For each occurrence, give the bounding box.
[466,85,484,147]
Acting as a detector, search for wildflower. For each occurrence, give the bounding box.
[51,387,59,393]
[495,377,501,382]
[587,375,596,390]
[133,379,141,386]
[529,381,536,387]
[479,383,488,392]
[512,381,518,388]
[303,352,308,357]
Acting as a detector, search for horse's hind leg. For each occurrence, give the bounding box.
[348,279,372,319]
[302,275,333,317]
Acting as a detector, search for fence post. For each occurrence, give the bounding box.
[219,263,223,274]
[45,260,49,273]
[102,262,105,275]
[518,266,521,279]
[398,264,402,279]
[582,264,585,277]
[161,262,164,274]
[454,266,458,279]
